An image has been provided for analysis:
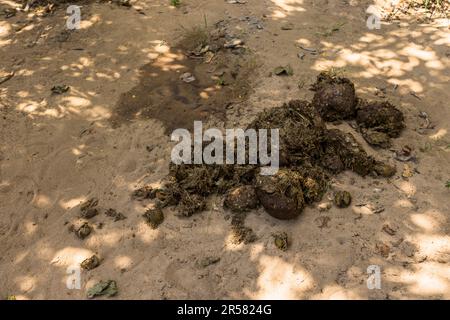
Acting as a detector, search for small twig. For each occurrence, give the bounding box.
[0,71,14,85]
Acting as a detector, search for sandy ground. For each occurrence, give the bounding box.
[0,0,449,299]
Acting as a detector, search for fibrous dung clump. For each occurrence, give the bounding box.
[248,100,326,166]
[311,72,358,121]
[356,101,405,148]
[146,74,403,225]
[255,169,305,220]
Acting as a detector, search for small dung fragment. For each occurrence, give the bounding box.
[197,256,220,268]
[223,185,258,212]
[274,65,293,76]
[361,129,391,148]
[273,232,289,251]
[143,207,164,229]
[374,162,396,178]
[376,242,390,258]
[280,23,294,30]
[87,280,118,299]
[80,198,99,219]
[227,0,247,3]
[382,224,396,236]
[81,255,100,270]
[76,222,92,240]
[230,214,257,244]
[334,191,352,208]
[131,186,155,200]
[112,0,131,7]
[51,85,70,94]
[400,241,417,258]
[105,208,127,221]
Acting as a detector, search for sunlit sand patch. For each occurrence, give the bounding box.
[137,221,160,244]
[398,263,450,297]
[80,14,101,29]
[395,181,416,197]
[59,196,86,210]
[410,212,443,232]
[313,285,362,300]
[114,255,133,269]
[270,0,305,13]
[430,129,447,141]
[244,255,314,299]
[24,221,38,236]
[0,21,11,38]
[33,194,52,209]
[413,234,450,258]
[87,229,126,247]
[51,247,95,267]
[394,198,416,209]
[249,243,265,261]
[15,275,36,293]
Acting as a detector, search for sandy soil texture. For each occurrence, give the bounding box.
[0,0,449,299]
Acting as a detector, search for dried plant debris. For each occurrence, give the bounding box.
[80,198,99,219]
[311,72,357,121]
[272,232,289,251]
[323,129,384,176]
[105,208,127,221]
[230,213,257,244]
[1,8,16,18]
[0,71,14,85]
[394,145,416,162]
[81,255,100,271]
[143,207,164,229]
[87,280,118,299]
[334,191,352,208]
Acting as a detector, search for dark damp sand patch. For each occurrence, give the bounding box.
[110,46,254,134]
